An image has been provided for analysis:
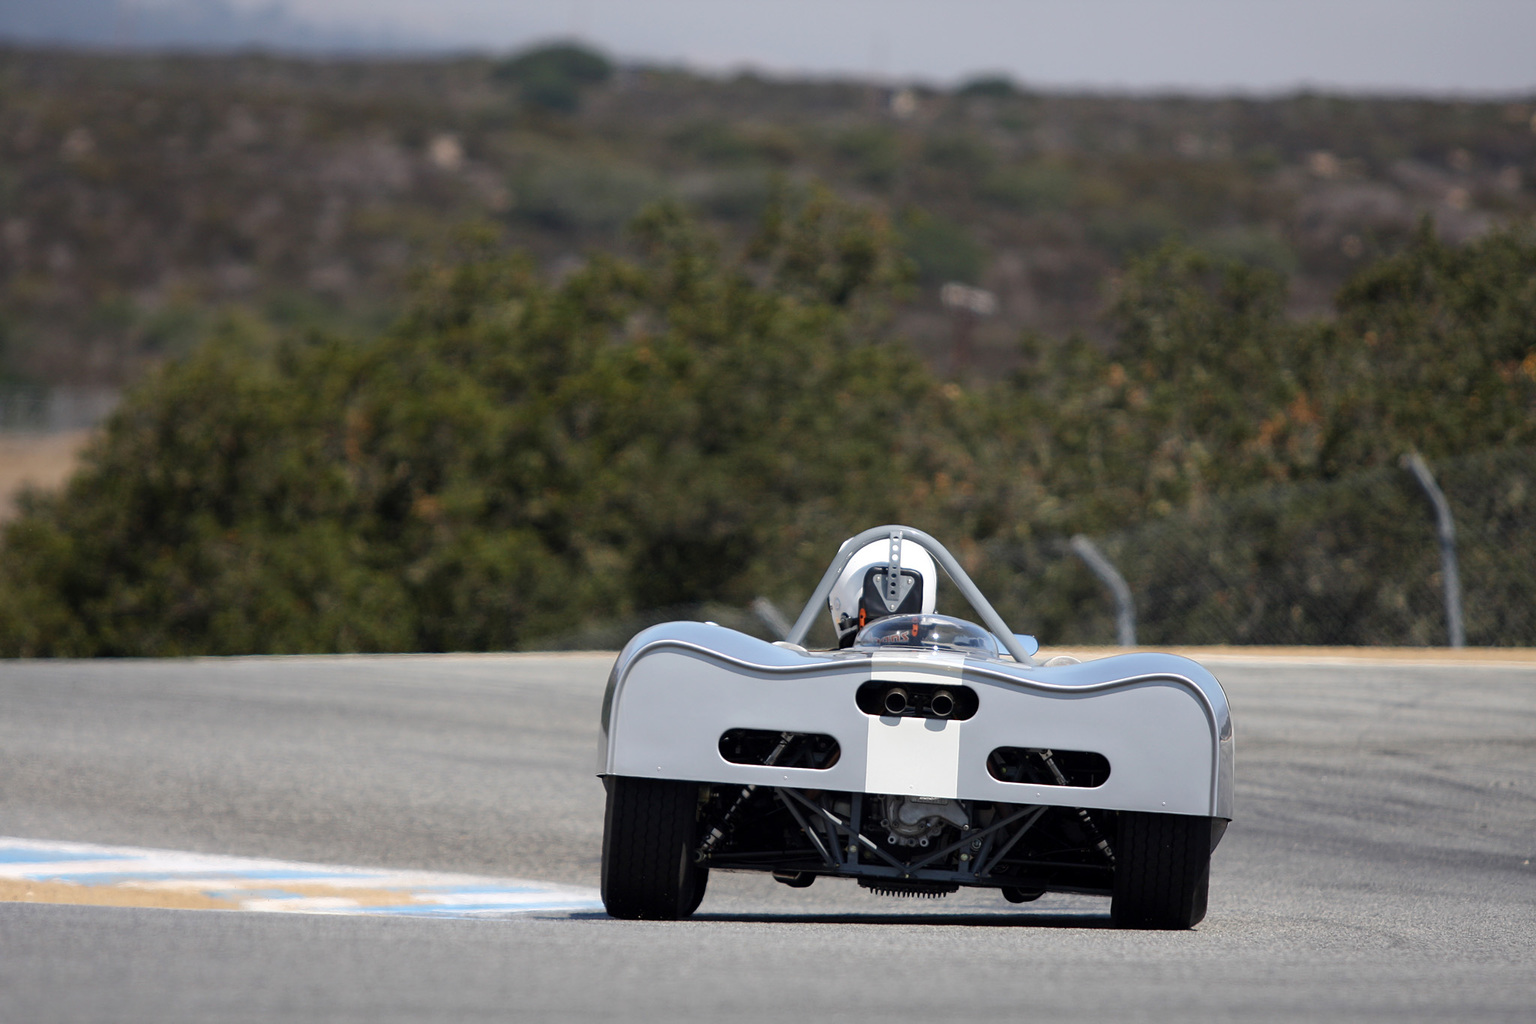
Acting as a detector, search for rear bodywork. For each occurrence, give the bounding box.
[599,623,1233,821]
[597,526,1232,900]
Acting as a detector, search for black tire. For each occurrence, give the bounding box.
[1110,811,1213,930]
[601,776,708,920]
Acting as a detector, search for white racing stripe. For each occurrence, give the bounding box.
[0,836,603,919]
[864,715,962,798]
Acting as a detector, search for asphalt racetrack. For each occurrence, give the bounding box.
[2,652,1533,1022]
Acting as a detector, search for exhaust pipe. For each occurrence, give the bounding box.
[882,687,910,715]
[928,689,956,718]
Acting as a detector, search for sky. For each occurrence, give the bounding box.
[7,0,1536,95]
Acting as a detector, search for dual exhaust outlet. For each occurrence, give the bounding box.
[856,680,976,720]
[881,686,956,718]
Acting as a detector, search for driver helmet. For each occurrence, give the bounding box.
[827,537,937,648]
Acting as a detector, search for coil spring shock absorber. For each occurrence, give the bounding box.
[695,731,794,861]
[1037,748,1115,864]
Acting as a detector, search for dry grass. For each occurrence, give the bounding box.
[1040,645,1536,666]
[0,430,90,521]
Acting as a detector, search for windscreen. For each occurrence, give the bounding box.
[853,613,999,657]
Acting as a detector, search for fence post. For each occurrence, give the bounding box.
[751,597,792,641]
[1401,452,1466,648]
[1070,534,1136,647]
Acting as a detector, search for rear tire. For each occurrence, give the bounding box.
[601,776,708,920]
[1110,812,1212,930]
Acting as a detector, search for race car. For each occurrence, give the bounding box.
[597,525,1234,929]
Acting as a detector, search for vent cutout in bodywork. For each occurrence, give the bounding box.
[856,680,978,720]
[987,747,1111,788]
[718,729,841,770]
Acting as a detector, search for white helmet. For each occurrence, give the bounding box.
[827,536,938,648]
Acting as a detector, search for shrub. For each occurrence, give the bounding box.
[982,163,1075,215]
[0,191,979,655]
[899,210,986,286]
[957,76,1020,99]
[493,43,613,113]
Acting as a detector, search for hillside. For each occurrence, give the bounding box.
[3,44,1534,386]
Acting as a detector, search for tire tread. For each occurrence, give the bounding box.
[1111,811,1212,930]
[601,777,706,920]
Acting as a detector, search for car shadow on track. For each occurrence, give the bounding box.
[570,911,1114,928]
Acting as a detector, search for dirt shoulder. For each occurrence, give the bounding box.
[1039,645,1536,667]
[0,431,91,520]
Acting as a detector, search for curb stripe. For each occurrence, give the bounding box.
[0,837,603,919]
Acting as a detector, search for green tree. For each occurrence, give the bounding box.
[1004,242,1314,529]
[493,43,614,113]
[1319,221,1536,471]
[0,191,983,656]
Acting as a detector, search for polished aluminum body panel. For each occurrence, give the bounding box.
[599,620,1234,820]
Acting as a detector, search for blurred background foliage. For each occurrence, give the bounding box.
[1,185,1533,654]
[0,43,1533,653]
[0,187,961,654]
[492,43,614,115]
[4,43,1534,387]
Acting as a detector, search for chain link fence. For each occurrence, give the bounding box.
[0,386,120,433]
[979,447,1536,648]
[525,448,1536,651]
[523,601,782,652]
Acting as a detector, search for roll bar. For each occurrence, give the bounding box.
[786,525,1036,665]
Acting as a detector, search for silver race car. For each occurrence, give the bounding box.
[598,526,1233,928]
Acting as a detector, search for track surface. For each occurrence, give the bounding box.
[2,653,1533,1022]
